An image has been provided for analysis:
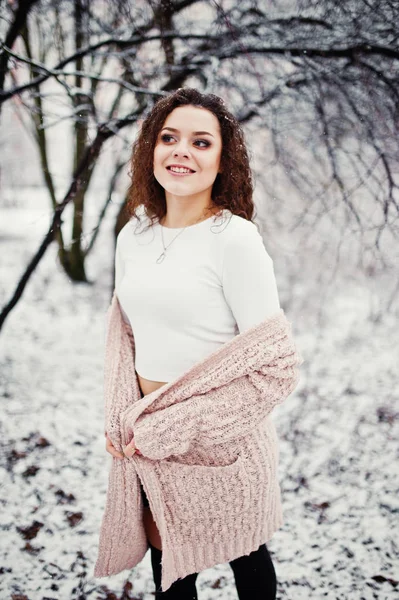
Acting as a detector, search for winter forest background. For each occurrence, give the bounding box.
[0,1,398,599]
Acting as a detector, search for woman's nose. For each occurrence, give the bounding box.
[173,141,190,157]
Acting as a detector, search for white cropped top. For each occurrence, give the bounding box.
[115,207,281,382]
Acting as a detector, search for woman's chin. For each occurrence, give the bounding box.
[162,183,204,197]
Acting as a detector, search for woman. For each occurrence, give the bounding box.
[95,88,303,598]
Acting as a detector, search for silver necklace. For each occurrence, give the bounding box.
[156,209,213,264]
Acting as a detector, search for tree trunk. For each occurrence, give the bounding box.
[68,0,89,281]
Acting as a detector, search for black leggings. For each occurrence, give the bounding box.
[149,540,277,599]
[140,483,277,598]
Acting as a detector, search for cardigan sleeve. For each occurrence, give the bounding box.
[130,347,302,461]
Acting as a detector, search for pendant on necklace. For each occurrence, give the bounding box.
[156,252,166,264]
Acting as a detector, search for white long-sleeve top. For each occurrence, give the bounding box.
[115,207,281,382]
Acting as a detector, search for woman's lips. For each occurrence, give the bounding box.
[166,167,196,177]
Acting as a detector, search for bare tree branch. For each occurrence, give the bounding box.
[0,0,39,92]
[0,109,140,331]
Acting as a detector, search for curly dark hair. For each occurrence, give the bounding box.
[125,88,255,228]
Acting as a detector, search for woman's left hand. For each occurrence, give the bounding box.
[122,436,142,458]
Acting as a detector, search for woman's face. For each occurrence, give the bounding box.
[153,105,222,202]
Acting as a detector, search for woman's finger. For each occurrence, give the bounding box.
[105,438,124,459]
[125,436,142,456]
[105,432,141,458]
[122,443,136,457]
[108,447,124,459]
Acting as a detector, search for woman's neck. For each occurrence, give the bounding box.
[160,203,220,228]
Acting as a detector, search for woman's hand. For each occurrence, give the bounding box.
[105,432,142,459]
[122,436,142,458]
[105,432,124,459]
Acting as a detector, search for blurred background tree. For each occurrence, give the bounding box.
[1,0,398,328]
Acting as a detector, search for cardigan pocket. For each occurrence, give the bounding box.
[156,453,251,531]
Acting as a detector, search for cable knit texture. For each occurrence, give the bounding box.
[94,291,304,591]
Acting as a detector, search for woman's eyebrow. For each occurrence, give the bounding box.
[161,126,214,138]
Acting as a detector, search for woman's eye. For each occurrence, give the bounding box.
[161,134,174,143]
[159,134,210,148]
[194,139,211,148]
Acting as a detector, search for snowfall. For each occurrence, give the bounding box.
[0,188,398,600]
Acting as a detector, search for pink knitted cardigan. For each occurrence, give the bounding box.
[94,291,303,591]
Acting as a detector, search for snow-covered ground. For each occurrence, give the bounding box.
[0,189,398,600]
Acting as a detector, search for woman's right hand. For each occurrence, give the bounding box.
[105,432,124,459]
